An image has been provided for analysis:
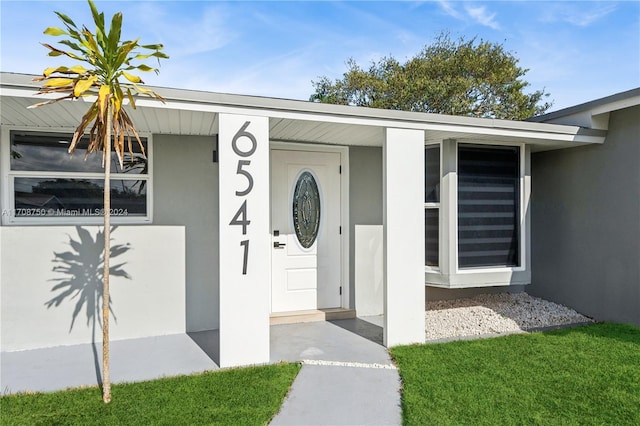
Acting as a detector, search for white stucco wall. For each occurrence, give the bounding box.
[153,134,219,333]
[349,146,383,310]
[218,114,270,367]
[383,128,425,346]
[1,226,185,352]
[355,225,383,316]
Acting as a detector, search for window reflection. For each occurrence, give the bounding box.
[10,132,147,174]
[14,178,147,217]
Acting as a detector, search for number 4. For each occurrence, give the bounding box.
[229,200,250,235]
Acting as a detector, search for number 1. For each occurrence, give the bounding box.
[240,240,249,275]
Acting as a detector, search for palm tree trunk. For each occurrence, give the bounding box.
[102,102,112,403]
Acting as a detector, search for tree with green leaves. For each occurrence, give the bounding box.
[310,32,551,120]
[30,0,168,403]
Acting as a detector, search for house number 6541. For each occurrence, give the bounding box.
[229,121,256,275]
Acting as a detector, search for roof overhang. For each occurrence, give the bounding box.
[1,72,605,151]
[530,87,640,130]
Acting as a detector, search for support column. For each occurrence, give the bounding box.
[383,128,425,347]
[218,114,270,367]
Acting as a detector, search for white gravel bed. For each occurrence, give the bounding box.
[426,292,592,341]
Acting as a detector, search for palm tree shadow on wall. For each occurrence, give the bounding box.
[45,226,131,385]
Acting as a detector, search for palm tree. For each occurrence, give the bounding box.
[29,0,168,403]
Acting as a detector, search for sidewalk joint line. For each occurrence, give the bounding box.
[301,359,397,370]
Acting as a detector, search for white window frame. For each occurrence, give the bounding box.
[426,138,530,289]
[1,126,153,225]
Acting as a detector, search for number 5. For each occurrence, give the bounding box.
[235,160,253,196]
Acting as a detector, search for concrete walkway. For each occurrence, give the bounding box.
[270,318,401,426]
[1,318,401,425]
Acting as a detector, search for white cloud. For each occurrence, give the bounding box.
[464,4,500,30]
[129,2,236,56]
[437,0,464,20]
[540,3,618,27]
[437,1,500,30]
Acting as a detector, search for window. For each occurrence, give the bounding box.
[292,171,321,249]
[425,145,440,267]
[425,140,529,288]
[457,144,520,268]
[6,131,151,223]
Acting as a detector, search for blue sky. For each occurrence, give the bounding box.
[1,0,639,112]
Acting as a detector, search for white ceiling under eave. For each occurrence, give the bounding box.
[0,94,219,137]
[1,73,606,152]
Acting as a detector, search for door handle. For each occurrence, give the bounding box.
[273,242,286,249]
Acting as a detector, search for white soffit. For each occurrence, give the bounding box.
[1,72,605,150]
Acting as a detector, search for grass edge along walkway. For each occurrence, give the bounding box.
[391,322,640,426]
[0,362,301,426]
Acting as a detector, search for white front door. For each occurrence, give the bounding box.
[271,149,342,313]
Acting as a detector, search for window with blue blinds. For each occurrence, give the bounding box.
[458,144,520,268]
[425,208,439,266]
[425,145,440,267]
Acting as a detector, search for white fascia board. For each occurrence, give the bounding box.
[2,82,604,145]
[0,87,95,107]
[530,88,640,129]
[420,122,604,144]
[135,97,602,145]
[590,95,640,116]
[0,88,34,97]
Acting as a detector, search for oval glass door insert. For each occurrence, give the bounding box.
[292,171,321,248]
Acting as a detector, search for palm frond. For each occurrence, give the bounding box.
[31,0,167,169]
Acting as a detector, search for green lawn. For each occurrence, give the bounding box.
[391,323,640,425]
[0,363,300,426]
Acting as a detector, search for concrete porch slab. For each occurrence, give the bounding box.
[2,319,402,425]
[270,320,391,365]
[1,333,219,395]
[270,308,357,325]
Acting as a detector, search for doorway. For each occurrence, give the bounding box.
[270,149,342,313]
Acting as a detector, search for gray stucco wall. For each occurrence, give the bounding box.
[530,106,640,326]
[426,285,526,301]
[153,134,219,332]
[349,146,383,309]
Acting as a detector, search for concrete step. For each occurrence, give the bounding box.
[270,308,356,325]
